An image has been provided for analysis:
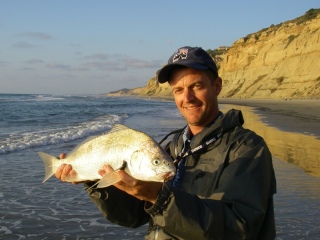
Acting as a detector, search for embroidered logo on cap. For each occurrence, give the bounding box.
[173,48,188,62]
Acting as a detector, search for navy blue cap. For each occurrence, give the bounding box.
[157,46,218,83]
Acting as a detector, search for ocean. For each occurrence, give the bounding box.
[0,93,319,239]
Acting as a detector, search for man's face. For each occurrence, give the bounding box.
[170,68,222,134]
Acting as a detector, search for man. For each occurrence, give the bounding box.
[56,46,277,239]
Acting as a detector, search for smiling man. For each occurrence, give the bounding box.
[170,67,221,135]
[56,46,277,239]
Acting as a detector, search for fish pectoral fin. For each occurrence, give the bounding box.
[96,170,122,188]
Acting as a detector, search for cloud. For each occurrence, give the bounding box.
[73,66,90,71]
[18,32,54,40]
[12,41,35,49]
[19,67,35,71]
[83,53,110,60]
[81,53,161,71]
[83,61,126,71]
[69,43,81,47]
[24,59,45,64]
[0,61,9,66]
[46,62,89,71]
[46,63,72,70]
[122,57,161,68]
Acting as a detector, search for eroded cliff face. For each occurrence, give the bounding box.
[108,76,173,98]
[108,9,320,99]
[219,11,320,99]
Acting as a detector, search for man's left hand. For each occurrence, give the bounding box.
[99,165,162,204]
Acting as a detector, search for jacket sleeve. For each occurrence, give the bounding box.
[84,183,149,228]
[145,133,276,239]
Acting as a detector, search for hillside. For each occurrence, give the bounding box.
[108,9,320,99]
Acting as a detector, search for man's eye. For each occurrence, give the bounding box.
[174,89,183,94]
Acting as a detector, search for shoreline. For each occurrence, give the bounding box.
[108,94,320,139]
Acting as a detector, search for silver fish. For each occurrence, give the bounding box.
[38,124,176,188]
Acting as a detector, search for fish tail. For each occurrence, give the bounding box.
[37,152,60,183]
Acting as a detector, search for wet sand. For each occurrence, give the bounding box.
[218,98,320,177]
[219,98,320,139]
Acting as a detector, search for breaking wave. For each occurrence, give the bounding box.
[0,114,125,154]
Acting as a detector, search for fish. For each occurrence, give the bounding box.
[38,124,176,188]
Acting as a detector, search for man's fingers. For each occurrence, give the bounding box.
[60,164,73,182]
[55,158,82,185]
[117,170,138,186]
[55,163,65,179]
[98,164,114,176]
[98,165,137,187]
[69,169,77,178]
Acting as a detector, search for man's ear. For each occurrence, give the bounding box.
[215,77,222,95]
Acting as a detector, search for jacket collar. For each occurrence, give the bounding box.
[189,109,244,148]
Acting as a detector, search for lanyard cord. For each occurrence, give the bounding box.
[159,111,224,168]
[171,132,223,187]
[170,111,223,188]
[173,132,222,166]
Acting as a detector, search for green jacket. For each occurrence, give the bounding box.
[85,109,277,239]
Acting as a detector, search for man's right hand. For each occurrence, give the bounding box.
[54,153,79,184]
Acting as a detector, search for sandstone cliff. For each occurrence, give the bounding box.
[108,9,320,99]
[220,8,320,99]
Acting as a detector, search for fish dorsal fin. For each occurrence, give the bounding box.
[109,124,130,133]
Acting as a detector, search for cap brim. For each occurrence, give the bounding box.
[157,62,209,83]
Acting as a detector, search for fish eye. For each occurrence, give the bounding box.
[153,159,160,165]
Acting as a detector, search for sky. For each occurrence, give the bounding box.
[1,1,319,95]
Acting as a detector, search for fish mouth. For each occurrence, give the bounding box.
[161,171,176,181]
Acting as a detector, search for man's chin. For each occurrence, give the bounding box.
[185,118,202,126]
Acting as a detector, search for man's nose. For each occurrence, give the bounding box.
[183,88,195,102]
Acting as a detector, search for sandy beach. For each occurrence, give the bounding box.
[219,98,320,139]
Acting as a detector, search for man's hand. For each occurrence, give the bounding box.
[99,165,162,204]
[54,153,81,184]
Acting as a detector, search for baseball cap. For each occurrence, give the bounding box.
[157,46,218,83]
